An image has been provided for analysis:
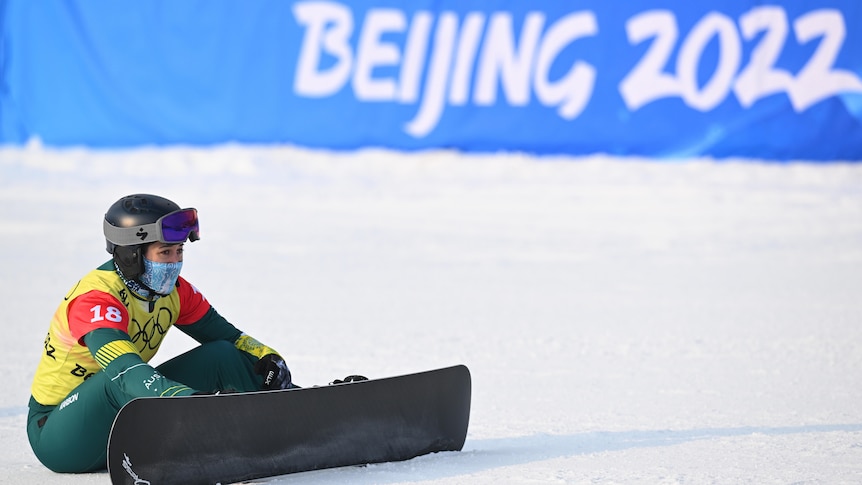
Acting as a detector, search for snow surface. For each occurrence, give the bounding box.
[1,143,861,484]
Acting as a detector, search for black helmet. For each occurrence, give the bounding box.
[104,194,199,279]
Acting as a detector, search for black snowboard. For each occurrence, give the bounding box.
[107,364,471,485]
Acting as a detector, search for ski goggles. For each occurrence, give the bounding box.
[104,208,200,246]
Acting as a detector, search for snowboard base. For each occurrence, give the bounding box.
[108,365,471,484]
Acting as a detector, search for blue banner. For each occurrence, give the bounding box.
[1,1,861,160]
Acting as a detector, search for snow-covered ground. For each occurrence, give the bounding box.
[1,144,861,484]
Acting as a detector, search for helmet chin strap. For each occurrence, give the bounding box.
[111,245,145,280]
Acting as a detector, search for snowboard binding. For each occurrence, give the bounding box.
[330,375,368,385]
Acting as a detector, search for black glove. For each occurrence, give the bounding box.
[254,353,292,390]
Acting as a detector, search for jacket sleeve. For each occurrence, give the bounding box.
[176,306,242,343]
[179,307,282,360]
[84,328,198,398]
[174,278,283,360]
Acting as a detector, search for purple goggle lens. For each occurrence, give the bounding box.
[159,209,200,243]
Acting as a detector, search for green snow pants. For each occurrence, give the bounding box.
[27,340,263,473]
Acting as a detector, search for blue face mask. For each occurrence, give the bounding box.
[140,258,183,295]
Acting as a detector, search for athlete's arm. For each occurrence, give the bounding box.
[175,280,290,389]
[174,279,283,360]
[83,328,197,398]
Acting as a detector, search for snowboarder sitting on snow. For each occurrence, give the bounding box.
[27,194,294,473]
